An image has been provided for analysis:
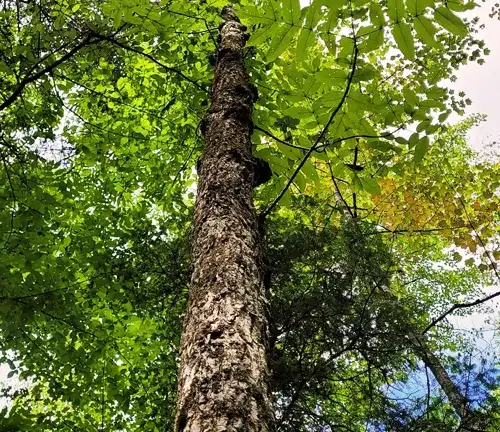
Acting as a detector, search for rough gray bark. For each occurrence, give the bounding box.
[174,6,273,432]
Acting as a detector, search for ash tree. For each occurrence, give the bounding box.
[0,0,499,431]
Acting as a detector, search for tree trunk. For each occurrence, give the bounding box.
[332,194,486,430]
[408,333,487,431]
[174,6,274,432]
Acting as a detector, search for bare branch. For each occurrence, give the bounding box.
[423,288,500,335]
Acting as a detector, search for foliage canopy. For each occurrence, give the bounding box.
[0,0,499,430]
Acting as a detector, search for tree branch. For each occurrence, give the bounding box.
[328,161,354,218]
[260,41,358,219]
[254,125,308,150]
[422,288,500,334]
[93,33,208,92]
[0,35,96,111]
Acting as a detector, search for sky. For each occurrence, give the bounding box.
[445,4,500,356]
[449,4,500,150]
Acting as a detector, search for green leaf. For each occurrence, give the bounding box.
[416,120,431,132]
[414,135,430,162]
[113,9,122,29]
[464,257,475,266]
[392,22,415,60]
[360,176,381,195]
[352,174,363,192]
[361,29,384,52]
[387,0,406,22]
[301,159,320,186]
[54,14,65,30]
[413,15,438,47]
[296,2,321,60]
[72,4,81,12]
[407,0,433,15]
[369,3,386,27]
[434,7,468,37]
[448,0,477,12]
[284,0,302,25]
[266,24,300,62]
[240,4,278,25]
[408,132,419,148]
[353,65,376,82]
[403,87,418,106]
[438,111,451,122]
[366,140,394,152]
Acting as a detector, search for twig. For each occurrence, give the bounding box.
[0,35,96,111]
[260,41,358,219]
[352,145,358,218]
[254,125,308,150]
[93,33,208,92]
[423,289,500,334]
[328,162,354,218]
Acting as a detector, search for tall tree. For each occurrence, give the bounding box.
[174,6,273,431]
[0,0,498,431]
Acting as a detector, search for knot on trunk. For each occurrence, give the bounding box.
[221,5,240,23]
[252,157,272,188]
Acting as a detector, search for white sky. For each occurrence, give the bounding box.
[447,4,500,357]
[450,4,500,149]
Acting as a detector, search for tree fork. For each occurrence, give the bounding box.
[174,6,274,432]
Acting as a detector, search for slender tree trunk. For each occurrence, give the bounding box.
[174,6,273,432]
[409,333,469,416]
[407,333,487,431]
[332,194,486,430]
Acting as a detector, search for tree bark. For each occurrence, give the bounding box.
[174,6,274,432]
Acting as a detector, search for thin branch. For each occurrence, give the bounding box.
[12,298,98,338]
[422,289,500,334]
[0,35,96,111]
[254,125,308,150]
[423,163,500,335]
[260,41,358,219]
[328,161,354,218]
[314,128,402,151]
[456,194,500,283]
[93,33,208,92]
[364,226,469,236]
[352,144,358,218]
